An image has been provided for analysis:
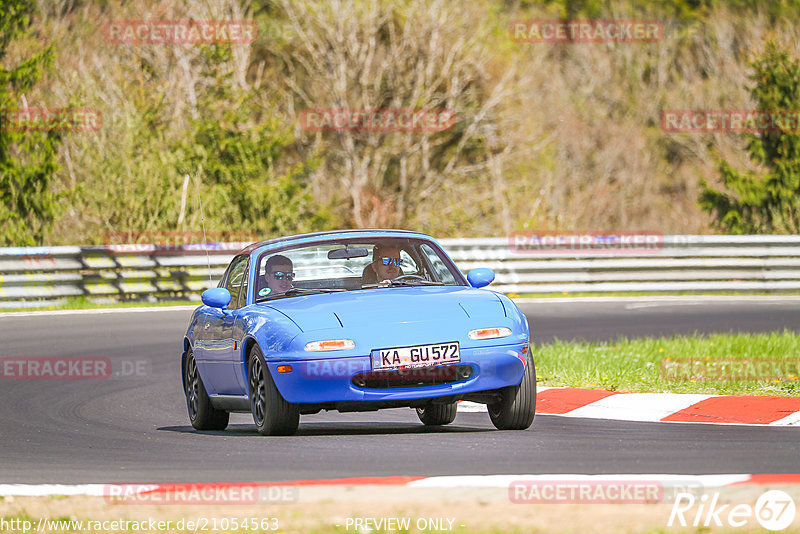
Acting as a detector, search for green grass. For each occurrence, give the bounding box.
[535,330,800,396]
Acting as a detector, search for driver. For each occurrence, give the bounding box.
[364,244,403,284]
[264,255,294,296]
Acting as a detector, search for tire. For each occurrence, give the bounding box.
[416,403,458,426]
[184,349,229,431]
[248,345,299,436]
[488,354,536,430]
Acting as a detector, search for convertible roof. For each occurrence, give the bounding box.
[238,229,432,255]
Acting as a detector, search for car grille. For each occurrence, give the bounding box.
[351,364,473,389]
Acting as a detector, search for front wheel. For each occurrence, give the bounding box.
[248,345,299,436]
[416,403,457,426]
[184,349,229,431]
[488,354,536,430]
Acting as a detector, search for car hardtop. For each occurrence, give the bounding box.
[214,229,469,308]
[238,229,436,257]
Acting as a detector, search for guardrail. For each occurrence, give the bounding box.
[445,235,800,293]
[1,235,800,307]
[0,243,247,308]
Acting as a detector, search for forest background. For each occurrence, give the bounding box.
[3,0,800,246]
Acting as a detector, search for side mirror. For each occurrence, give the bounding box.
[202,287,232,309]
[467,268,495,288]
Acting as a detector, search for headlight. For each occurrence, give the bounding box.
[468,327,512,340]
[304,339,355,351]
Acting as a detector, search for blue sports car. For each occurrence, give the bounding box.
[182,229,535,435]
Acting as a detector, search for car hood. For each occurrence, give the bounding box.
[261,286,507,332]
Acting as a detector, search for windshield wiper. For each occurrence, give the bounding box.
[390,279,445,286]
[256,287,346,302]
[361,280,445,289]
[284,287,346,295]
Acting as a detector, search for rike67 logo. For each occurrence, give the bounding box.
[668,490,796,530]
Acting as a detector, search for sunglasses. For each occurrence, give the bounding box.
[380,257,402,267]
[270,271,295,280]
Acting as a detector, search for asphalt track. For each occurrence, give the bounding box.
[1,298,799,483]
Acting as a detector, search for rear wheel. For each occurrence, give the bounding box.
[488,354,536,430]
[184,349,229,431]
[416,403,457,426]
[248,345,299,436]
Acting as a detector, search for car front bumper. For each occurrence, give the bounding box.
[267,342,529,404]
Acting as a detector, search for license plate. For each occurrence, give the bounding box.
[372,342,460,370]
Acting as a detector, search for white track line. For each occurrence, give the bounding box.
[771,411,800,426]
[407,474,752,489]
[0,475,758,496]
[5,295,800,317]
[513,296,800,304]
[565,393,714,422]
[0,306,197,318]
[0,484,107,496]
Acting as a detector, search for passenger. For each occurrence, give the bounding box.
[264,255,294,296]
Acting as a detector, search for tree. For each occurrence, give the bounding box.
[175,43,329,237]
[700,40,800,233]
[0,0,58,245]
[64,4,330,243]
[270,0,517,229]
[179,85,329,237]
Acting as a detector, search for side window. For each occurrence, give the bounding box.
[224,256,249,310]
[398,249,418,274]
[420,244,457,284]
[238,260,250,307]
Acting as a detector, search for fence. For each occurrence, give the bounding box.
[2,235,800,307]
[0,243,246,308]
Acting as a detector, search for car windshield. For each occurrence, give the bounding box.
[254,237,464,301]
